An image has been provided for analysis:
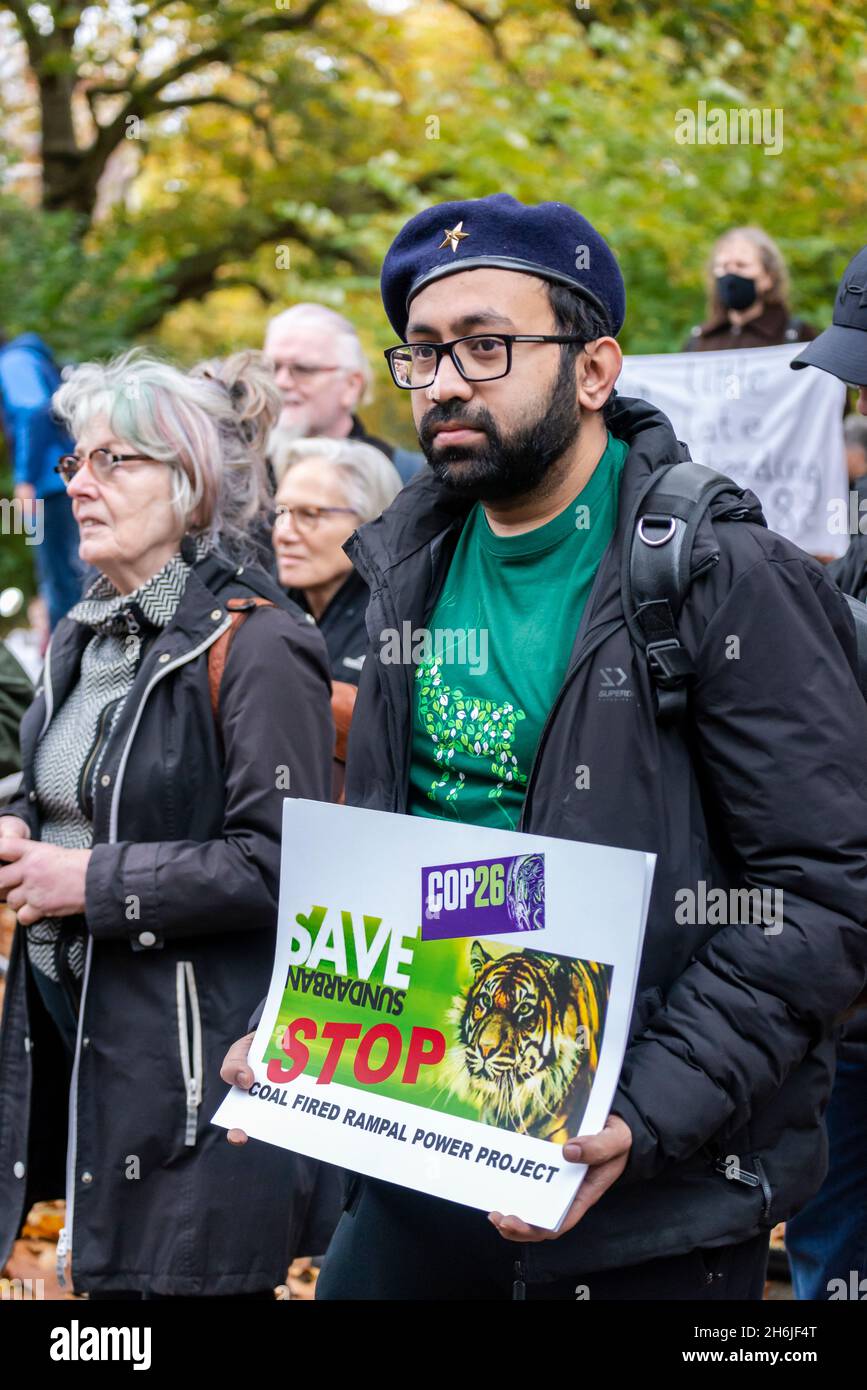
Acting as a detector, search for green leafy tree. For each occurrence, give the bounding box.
[0,0,864,594]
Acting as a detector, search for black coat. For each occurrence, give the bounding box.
[0,643,32,779]
[342,395,867,1280]
[0,551,338,1295]
[290,569,370,687]
[825,535,867,1047]
[683,304,817,352]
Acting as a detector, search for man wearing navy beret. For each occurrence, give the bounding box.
[227,194,867,1300]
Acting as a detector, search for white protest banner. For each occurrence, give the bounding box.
[213,800,655,1230]
[617,342,848,557]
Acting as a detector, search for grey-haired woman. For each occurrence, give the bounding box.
[0,349,335,1297]
[270,435,402,686]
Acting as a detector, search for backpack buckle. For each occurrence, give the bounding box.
[645,638,694,689]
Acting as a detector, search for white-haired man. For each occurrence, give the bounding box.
[264,303,422,483]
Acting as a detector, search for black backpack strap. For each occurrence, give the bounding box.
[622,460,747,724]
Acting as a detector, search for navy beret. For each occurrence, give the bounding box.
[381,192,626,339]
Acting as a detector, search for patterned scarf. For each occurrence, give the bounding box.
[27,539,210,985]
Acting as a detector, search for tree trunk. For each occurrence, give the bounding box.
[34,26,93,216]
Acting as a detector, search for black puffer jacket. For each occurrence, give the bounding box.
[0,551,338,1295]
[342,395,867,1280]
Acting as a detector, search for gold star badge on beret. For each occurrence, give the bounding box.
[438,221,469,253]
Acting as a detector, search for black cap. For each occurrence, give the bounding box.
[791,245,867,385]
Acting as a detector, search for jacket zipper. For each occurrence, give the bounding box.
[57,617,232,1289]
[176,961,203,1146]
[77,698,121,818]
[37,638,54,738]
[35,637,73,1291]
[56,932,82,1018]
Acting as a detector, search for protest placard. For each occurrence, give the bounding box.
[213,801,655,1229]
[618,342,848,557]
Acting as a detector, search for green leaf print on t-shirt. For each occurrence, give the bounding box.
[416,657,528,808]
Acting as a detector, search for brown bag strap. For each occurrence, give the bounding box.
[207,599,358,805]
[330,679,358,765]
[208,597,275,720]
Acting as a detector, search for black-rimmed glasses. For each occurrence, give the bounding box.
[383,333,587,389]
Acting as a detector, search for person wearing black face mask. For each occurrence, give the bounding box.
[683,226,816,352]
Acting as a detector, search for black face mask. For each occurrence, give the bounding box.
[717,272,758,312]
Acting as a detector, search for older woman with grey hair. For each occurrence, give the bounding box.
[271,435,402,685]
[271,435,401,800]
[0,348,336,1298]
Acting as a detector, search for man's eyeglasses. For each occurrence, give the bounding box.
[55,449,159,486]
[271,361,346,383]
[383,333,587,389]
[274,503,358,534]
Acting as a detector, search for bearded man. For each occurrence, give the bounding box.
[226,194,867,1301]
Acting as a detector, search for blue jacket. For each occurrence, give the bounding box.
[0,334,72,496]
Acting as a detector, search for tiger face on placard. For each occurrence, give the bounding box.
[446,942,612,1144]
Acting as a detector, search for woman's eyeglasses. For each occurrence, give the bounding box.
[274,503,358,534]
[55,449,159,486]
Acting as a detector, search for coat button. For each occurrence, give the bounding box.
[81,1171,93,1185]
[82,1036,91,1049]
[211,609,222,621]
[13,1161,25,1179]
[158,652,170,663]
[236,566,244,576]
[138,930,156,948]
[24,1036,31,1054]
[100,773,111,787]
[28,789,37,802]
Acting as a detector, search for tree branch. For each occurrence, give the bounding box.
[128,0,334,105]
[1,0,42,58]
[323,34,403,100]
[51,2,339,215]
[152,94,278,159]
[442,0,526,84]
[443,0,507,64]
[206,275,277,303]
[126,211,373,333]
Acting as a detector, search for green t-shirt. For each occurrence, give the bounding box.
[408,431,628,829]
